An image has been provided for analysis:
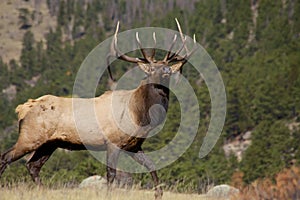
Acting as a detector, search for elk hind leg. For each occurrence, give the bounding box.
[0,147,14,177]
[25,143,56,185]
[0,145,31,178]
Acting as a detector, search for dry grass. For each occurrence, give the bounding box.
[0,184,208,200]
[233,166,300,200]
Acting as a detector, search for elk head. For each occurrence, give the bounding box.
[106,18,198,87]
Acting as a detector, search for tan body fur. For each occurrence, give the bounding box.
[14,82,167,155]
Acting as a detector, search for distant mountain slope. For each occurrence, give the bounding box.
[0,0,56,63]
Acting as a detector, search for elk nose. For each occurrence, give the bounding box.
[162,66,171,74]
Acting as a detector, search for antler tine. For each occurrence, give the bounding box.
[150,32,156,60]
[167,35,187,62]
[175,18,189,54]
[183,34,198,60]
[136,32,152,63]
[163,34,177,62]
[114,21,120,40]
[106,21,120,81]
[109,22,142,63]
[185,33,198,59]
[106,21,143,80]
[167,19,199,63]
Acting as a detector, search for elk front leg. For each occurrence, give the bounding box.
[106,144,120,188]
[130,150,163,200]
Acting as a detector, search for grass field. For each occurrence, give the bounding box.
[0,184,208,200]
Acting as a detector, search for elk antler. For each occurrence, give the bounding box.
[107,21,142,80]
[106,20,198,80]
[108,22,143,63]
[164,18,198,66]
[150,32,156,61]
[106,22,158,80]
[135,32,154,63]
[163,34,177,62]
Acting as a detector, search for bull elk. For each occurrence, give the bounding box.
[0,19,197,199]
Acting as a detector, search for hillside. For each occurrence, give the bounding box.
[0,0,56,63]
[0,0,300,195]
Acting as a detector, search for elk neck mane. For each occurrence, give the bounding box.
[129,80,170,127]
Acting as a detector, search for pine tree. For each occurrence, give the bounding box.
[20,31,36,78]
[241,121,293,183]
[57,0,67,28]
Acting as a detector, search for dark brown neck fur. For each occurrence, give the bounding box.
[129,81,169,127]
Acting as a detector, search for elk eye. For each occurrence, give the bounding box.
[149,67,155,75]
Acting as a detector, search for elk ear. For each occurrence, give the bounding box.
[137,62,151,74]
[170,62,184,73]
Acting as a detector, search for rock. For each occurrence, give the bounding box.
[79,175,107,189]
[242,131,252,140]
[206,184,239,199]
[2,84,17,101]
[24,74,41,87]
[223,131,252,162]
[78,171,133,189]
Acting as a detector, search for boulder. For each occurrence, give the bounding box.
[79,175,107,188]
[206,184,239,199]
[79,171,133,189]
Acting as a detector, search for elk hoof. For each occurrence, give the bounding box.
[154,187,163,200]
